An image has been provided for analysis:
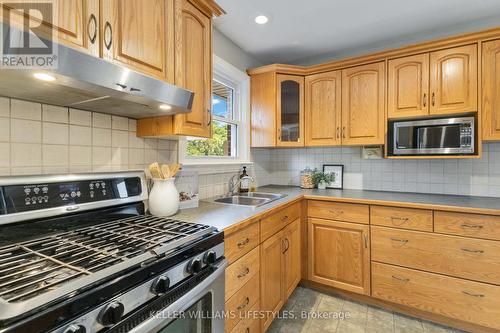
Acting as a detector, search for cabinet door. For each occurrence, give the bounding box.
[173,0,212,137]
[260,230,284,332]
[277,75,304,147]
[305,71,342,146]
[2,0,99,56]
[388,54,430,118]
[341,62,385,145]
[101,0,175,82]
[429,44,477,115]
[283,219,301,300]
[308,218,370,295]
[251,72,277,147]
[482,39,500,141]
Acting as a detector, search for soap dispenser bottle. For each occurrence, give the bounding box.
[239,166,250,193]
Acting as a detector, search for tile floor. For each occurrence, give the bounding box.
[267,287,467,333]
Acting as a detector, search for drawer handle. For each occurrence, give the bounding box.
[246,328,250,333]
[390,237,409,244]
[462,291,485,298]
[461,248,484,254]
[392,275,410,282]
[282,238,290,254]
[328,209,343,215]
[460,223,484,230]
[237,267,250,279]
[390,216,410,225]
[237,297,250,310]
[237,238,250,248]
[281,215,289,222]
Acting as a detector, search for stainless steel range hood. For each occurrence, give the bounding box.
[0,24,194,118]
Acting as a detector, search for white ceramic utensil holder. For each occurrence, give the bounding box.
[148,178,179,217]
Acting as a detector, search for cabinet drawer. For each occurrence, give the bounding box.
[225,246,260,301]
[230,302,260,333]
[261,202,300,242]
[225,274,260,333]
[371,226,500,285]
[308,201,369,224]
[372,262,500,330]
[435,211,500,241]
[226,221,260,264]
[371,206,433,232]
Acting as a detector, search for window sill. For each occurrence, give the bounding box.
[182,160,253,166]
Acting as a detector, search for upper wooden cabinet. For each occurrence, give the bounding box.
[482,39,500,141]
[101,0,175,82]
[250,73,304,147]
[250,72,277,147]
[136,0,222,138]
[430,45,478,115]
[277,75,304,147]
[308,218,370,295]
[305,71,342,146]
[172,0,212,137]
[388,53,430,118]
[341,62,385,145]
[1,0,100,56]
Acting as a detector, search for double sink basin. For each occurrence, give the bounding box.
[213,192,287,207]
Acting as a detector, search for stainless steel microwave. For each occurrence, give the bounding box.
[390,117,475,156]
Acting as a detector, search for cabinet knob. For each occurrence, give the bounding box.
[87,14,97,44]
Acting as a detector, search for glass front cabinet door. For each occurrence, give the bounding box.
[277,74,304,146]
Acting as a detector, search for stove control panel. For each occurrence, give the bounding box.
[1,177,142,214]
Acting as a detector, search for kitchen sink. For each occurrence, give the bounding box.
[212,192,287,207]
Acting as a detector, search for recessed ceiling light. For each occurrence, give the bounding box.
[33,73,56,82]
[254,15,268,25]
[159,104,172,110]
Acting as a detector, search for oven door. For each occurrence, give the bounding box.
[127,260,226,333]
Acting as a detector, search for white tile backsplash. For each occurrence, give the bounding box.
[0,98,177,175]
[251,144,500,198]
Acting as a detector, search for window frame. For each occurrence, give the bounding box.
[179,55,251,165]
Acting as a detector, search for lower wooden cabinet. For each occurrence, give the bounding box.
[372,262,500,331]
[260,219,301,332]
[308,218,370,295]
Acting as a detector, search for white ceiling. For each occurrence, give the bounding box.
[213,0,500,65]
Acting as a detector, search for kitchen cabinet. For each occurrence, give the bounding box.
[260,230,285,332]
[250,73,304,147]
[260,217,301,332]
[341,62,385,145]
[308,218,370,295]
[101,0,175,82]
[276,75,304,147]
[136,0,221,138]
[388,53,430,118]
[283,219,301,300]
[2,0,100,56]
[388,45,477,119]
[305,71,342,146]
[482,39,500,141]
[429,45,477,115]
[172,0,212,137]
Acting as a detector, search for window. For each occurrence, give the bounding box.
[179,55,250,165]
[186,80,238,157]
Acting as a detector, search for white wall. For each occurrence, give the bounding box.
[213,28,262,71]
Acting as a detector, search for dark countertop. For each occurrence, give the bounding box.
[172,185,500,231]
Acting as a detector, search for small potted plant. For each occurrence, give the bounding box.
[312,170,335,190]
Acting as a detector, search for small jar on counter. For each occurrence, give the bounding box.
[300,168,315,189]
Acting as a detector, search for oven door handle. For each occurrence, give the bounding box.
[128,259,227,333]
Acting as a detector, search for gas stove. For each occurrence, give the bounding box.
[0,172,225,333]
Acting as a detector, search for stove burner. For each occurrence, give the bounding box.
[0,215,212,303]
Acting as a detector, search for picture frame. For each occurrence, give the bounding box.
[323,164,344,189]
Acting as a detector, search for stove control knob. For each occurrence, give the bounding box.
[187,258,202,274]
[64,324,86,333]
[98,301,125,327]
[203,251,217,265]
[152,276,170,295]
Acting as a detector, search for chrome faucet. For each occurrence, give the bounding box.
[226,173,254,196]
